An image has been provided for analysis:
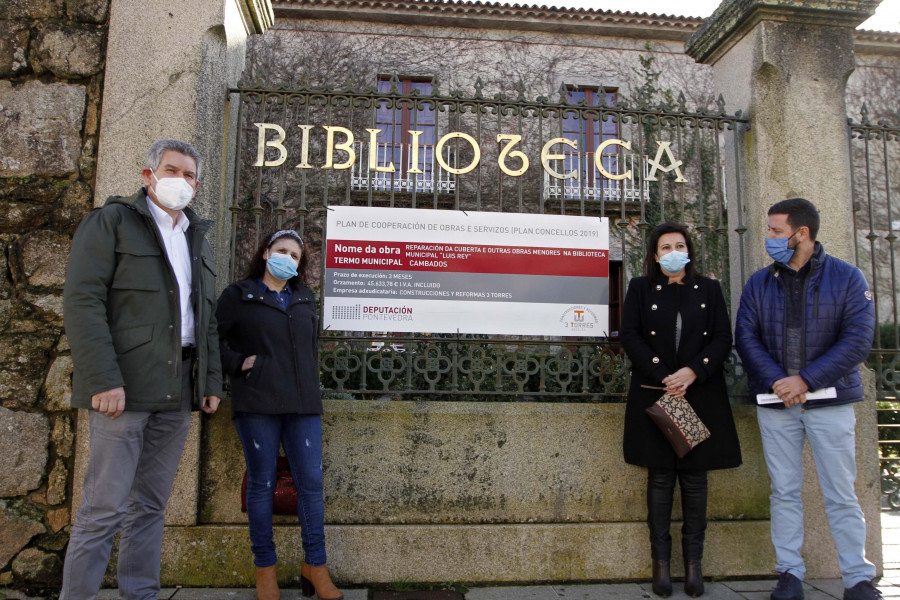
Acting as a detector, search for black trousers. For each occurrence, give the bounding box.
[647,468,708,561]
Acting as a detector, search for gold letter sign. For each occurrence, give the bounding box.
[541,138,577,180]
[253,123,288,167]
[497,134,529,177]
[435,132,480,175]
[250,125,690,185]
[322,126,356,170]
[646,141,687,182]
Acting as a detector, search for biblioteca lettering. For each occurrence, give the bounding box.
[252,123,688,183]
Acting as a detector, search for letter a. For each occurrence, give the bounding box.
[646,141,687,183]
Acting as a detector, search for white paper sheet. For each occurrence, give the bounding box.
[756,387,837,405]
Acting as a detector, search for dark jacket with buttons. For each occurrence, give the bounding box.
[216,279,323,416]
[63,190,223,411]
[621,274,742,470]
[735,242,875,409]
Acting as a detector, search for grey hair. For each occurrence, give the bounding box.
[146,139,202,180]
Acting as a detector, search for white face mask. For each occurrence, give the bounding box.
[150,171,194,211]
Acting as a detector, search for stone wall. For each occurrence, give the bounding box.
[187,393,878,586]
[0,0,109,593]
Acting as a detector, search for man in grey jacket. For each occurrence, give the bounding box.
[61,139,223,600]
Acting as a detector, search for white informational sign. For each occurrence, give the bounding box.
[323,206,609,336]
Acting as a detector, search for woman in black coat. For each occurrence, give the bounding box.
[216,230,343,600]
[621,222,741,598]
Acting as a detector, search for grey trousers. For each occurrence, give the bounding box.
[60,359,192,600]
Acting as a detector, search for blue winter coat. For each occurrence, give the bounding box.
[734,242,875,408]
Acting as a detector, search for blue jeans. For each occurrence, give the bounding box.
[234,413,326,568]
[757,404,875,587]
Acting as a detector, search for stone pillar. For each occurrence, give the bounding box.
[686,0,883,579]
[73,0,273,528]
[95,0,272,227]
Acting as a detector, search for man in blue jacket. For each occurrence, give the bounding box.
[735,198,878,600]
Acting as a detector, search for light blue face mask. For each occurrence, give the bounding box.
[266,252,299,280]
[658,250,691,274]
[765,231,797,264]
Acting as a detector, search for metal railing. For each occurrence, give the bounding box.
[226,77,748,400]
[349,141,455,194]
[542,151,649,202]
[849,105,900,406]
[878,407,900,508]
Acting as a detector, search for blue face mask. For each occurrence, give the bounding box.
[658,250,691,274]
[266,252,299,280]
[765,232,796,264]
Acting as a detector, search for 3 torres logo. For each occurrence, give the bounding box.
[559,305,598,331]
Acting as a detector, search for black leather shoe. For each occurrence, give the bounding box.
[651,559,672,597]
[684,560,704,597]
[843,580,884,600]
[771,571,804,600]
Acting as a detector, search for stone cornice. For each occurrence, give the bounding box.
[272,0,704,41]
[855,27,900,56]
[240,0,276,34]
[272,0,900,53]
[685,0,882,64]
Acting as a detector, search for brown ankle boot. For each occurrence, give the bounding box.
[301,563,344,600]
[255,565,280,600]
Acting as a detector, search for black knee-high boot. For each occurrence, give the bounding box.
[679,469,708,598]
[647,469,676,597]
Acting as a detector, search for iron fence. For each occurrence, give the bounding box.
[225,77,748,400]
[850,107,900,481]
[849,106,900,406]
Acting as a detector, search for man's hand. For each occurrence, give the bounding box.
[662,367,697,397]
[92,387,126,419]
[241,355,256,374]
[201,395,221,414]
[773,375,809,407]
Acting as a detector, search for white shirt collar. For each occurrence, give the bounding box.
[146,193,190,233]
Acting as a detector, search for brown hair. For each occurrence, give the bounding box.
[242,229,309,289]
[643,222,698,279]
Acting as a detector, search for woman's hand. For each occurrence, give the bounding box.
[662,367,697,397]
[242,355,257,375]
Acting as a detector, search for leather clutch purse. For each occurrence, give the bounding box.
[645,392,710,458]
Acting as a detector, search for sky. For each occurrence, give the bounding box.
[491,0,900,33]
